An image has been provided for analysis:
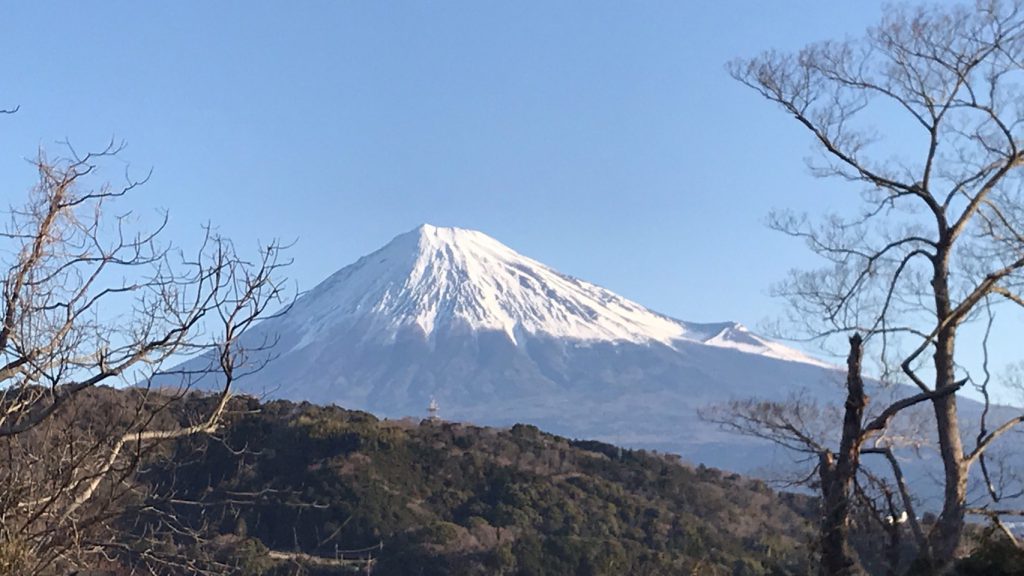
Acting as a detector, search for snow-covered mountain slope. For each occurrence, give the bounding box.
[278,224,828,367]
[285,224,683,347]
[173,224,844,430]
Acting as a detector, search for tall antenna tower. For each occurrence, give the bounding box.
[428,397,440,422]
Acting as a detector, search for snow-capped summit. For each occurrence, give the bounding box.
[285,223,684,347]
[279,224,824,366]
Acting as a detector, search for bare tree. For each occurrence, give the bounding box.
[704,334,950,575]
[964,321,1024,549]
[727,1,1024,570]
[0,143,291,574]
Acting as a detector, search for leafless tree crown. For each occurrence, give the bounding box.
[0,142,292,574]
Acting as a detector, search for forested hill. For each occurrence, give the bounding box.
[122,394,816,575]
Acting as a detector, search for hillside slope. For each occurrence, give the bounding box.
[132,395,816,575]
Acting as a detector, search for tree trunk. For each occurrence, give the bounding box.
[924,270,967,573]
[928,391,967,568]
[819,333,867,576]
[926,353,967,569]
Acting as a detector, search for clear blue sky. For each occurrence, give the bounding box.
[5,2,1018,395]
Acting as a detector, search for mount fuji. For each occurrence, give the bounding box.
[279,224,827,365]
[173,224,864,473]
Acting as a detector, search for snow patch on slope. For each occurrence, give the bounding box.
[687,322,833,368]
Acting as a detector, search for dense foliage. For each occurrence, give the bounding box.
[125,396,816,575]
